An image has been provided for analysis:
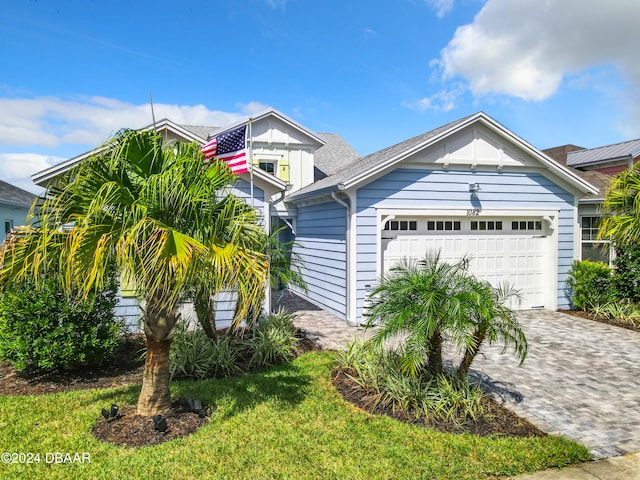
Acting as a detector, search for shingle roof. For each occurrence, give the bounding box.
[314,133,361,180]
[567,138,640,167]
[0,179,37,207]
[288,114,476,200]
[180,125,217,140]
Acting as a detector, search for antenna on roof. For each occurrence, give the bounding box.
[149,90,157,132]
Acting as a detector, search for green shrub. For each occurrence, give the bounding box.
[169,322,243,380]
[612,243,640,303]
[566,260,614,309]
[335,340,484,423]
[0,276,122,372]
[245,309,300,369]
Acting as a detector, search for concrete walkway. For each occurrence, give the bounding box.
[276,293,640,477]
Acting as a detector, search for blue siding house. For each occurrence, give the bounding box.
[0,180,36,243]
[286,112,597,325]
[32,110,598,329]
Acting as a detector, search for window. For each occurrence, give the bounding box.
[471,220,502,231]
[581,216,611,264]
[258,161,275,174]
[384,220,417,231]
[426,220,460,231]
[511,220,542,231]
[4,220,12,235]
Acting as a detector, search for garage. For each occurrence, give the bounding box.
[381,215,554,310]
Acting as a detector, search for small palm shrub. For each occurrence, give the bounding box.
[0,276,122,372]
[169,322,243,380]
[566,260,615,310]
[245,309,300,369]
[335,340,484,423]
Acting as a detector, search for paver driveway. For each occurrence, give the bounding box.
[280,294,640,460]
[470,309,640,459]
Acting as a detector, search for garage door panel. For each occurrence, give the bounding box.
[383,231,550,309]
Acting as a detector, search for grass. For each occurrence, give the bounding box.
[0,352,590,479]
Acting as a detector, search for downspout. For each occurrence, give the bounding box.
[263,186,289,315]
[331,189,357,325]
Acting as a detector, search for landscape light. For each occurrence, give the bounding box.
[153,414,168,433]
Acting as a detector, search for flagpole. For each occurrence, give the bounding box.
[248,118,254,208]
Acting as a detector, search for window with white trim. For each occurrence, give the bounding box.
[581,216,611,265]
[427,220,461,231]
[384,220,417,231]
[511,220,542,231]
[4,220,13,235]
[471,220,502,231]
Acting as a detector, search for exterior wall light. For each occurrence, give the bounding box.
[469,183,481,193]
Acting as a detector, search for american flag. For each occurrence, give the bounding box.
[201,124,249,174]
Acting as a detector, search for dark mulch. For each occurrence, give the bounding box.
[559,309,640,333]
[0,334,145,397]
[331,369,546,438]
[92,402,210,448]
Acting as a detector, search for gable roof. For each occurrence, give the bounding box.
[288,112,598,202]
[567,138,640,168]
[314,133,361,180]
[0,179,37,208]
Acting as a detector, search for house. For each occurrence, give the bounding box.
[0,180,36,243]
[33,110,598,327]
[543,138,640,265]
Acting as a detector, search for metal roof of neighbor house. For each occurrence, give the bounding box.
[567,138,640,167]
[0,179,37,207]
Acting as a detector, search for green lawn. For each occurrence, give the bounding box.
[0,352,589,479]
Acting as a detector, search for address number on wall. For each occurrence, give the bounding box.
[466,209,481,216]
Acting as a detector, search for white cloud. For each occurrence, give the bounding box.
[0,153,62,194]
[435,0,640,101]
[403,84,465,113]
[0,96,268,148]
[0,95,270,193]
[425,0,455,19]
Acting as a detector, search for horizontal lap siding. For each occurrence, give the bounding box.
[292,201,347,319]
[355,169,576,318]
[114,182,266,333]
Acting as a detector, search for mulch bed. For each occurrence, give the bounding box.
[559,309,640,333]
[92,402,210,448]
[331,368,545,438]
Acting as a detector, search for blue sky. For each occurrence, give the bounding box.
[1,0,639,193]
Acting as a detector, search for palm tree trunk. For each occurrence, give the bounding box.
[427,329,444,377]
[457,328,486,379]
[194,291,217,339]
[137,336,173,416]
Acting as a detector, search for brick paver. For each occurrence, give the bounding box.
[277,293,640,460]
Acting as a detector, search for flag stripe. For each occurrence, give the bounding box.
[200,125,248,173]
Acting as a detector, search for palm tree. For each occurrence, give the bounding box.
[0,130,268,416]
[365,252,528,380]
[599,163,640,244]
[365,252,472,378]
[455,280,527,378]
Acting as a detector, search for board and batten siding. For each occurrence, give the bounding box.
[354,168,576,320]
[290,200,348,319]
[114,179,266,332]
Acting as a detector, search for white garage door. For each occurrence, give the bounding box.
[382,218,552,309]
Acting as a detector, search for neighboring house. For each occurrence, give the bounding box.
[0,180,36,243]
[33,110,600,327]
[543,138,640,265]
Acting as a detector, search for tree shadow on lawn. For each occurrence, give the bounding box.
[89,361,312,447]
